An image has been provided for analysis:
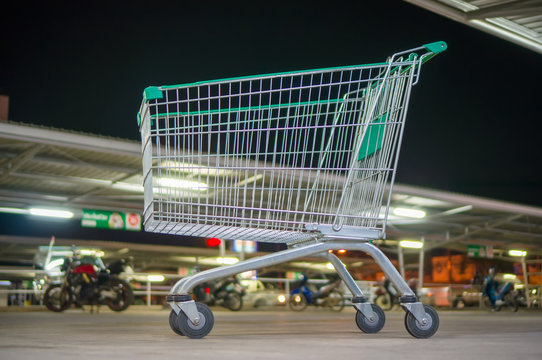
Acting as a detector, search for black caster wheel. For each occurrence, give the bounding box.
[404,304,439,339]
[355,304,385,334]
[169,310,185,336]
[175,302,214,339]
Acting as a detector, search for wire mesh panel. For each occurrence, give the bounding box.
[138,44,445,244]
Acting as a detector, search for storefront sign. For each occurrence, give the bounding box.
[81,209,141,231]
[467,245,493,258]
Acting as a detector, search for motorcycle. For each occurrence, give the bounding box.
[482,269,519,312]
[374,277,417,311]
[193,276,246,311]
[43,253,134,312]
[288,274,344,312]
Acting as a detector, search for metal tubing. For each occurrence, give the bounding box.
[418,238,425,292]
[171,242,329,294]
[324,252,364,298]
[170,240,415,298]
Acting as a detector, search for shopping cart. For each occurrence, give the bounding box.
[138,41,447,338]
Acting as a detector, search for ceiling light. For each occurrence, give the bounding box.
[508,250,527,257]
[45,258,65,270]
[0,207,29,215]
[29,208,74,219]
[157,178,208,191]
[399,240,424,249]
[147,274,165,282]
[393,208,426,218]
[216,257,239,265]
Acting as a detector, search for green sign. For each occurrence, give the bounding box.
[468,245,493,258]
[81,209,141,231]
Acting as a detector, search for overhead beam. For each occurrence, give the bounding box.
[0,121,141,157]
[465,0,542,20]
[0,144,45,182]
[392,183,542,218]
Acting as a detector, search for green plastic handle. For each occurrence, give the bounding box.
[423,41,447,54]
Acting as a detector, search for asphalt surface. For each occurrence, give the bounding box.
[1,306,542,359]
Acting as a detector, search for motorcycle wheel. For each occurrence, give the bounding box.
[105,279,133,312]
[327,290,345,312]
[504,293,519,312]
[288,293,307,311]
[374,294,393,311]
[223,292,243,311]
[44,284,72,312]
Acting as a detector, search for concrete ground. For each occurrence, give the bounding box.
[1,306,541,360]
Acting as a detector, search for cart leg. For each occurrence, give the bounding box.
[324,252,375,320]
[168,242,332,325]
[353,242,428,324]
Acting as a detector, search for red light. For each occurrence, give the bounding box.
[205,287,211,294]
[206,237,222,247]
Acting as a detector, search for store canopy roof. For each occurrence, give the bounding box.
[1,120,542,261]
[405,0,542,54]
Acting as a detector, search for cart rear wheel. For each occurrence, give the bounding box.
[404,304,439,339]
[175,302,214,339]
[169,310,185,336]
[288,293,307,311]
[355,304,385,334]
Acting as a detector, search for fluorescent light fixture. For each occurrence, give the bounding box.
[392,208,426,219]
[234,174,264,187]
[111,182,144,192]
[161,161,234,176]
[326,262,335,270]
[77,249,104,257]
[0,207,29,215]
[508,250,527,257]
[503,274,517,280]
[45,258,65,270]
[216,257,239,265]
[29,208,74,219]
[147,274,165,282]
[157,178,208,192]
[399,240,424,249]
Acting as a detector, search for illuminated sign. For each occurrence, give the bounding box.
[81,209,141,231]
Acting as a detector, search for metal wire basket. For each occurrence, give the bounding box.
[138,41,446,244]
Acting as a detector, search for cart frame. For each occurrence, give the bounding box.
[138,41,447,338]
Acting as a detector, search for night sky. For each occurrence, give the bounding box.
[2,1,541,207]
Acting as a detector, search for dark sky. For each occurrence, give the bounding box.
[2,1,541,207]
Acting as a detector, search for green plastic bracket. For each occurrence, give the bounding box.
[144,86,163,101]
[137,112,142,126]
[358,113,388,161]
[423,41,447,54]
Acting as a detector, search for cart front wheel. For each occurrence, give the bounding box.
[174,302,214,339]
[355,304,385,334]
[169,310,185,336]
[404,304,439,339]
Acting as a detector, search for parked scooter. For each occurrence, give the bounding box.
[43,252,133,312]
[374,277,417,311]
[288,274,344,312]
[193,276,246,311]
[482,267,519,312]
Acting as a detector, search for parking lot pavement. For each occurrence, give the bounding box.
[1,307,542,360]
